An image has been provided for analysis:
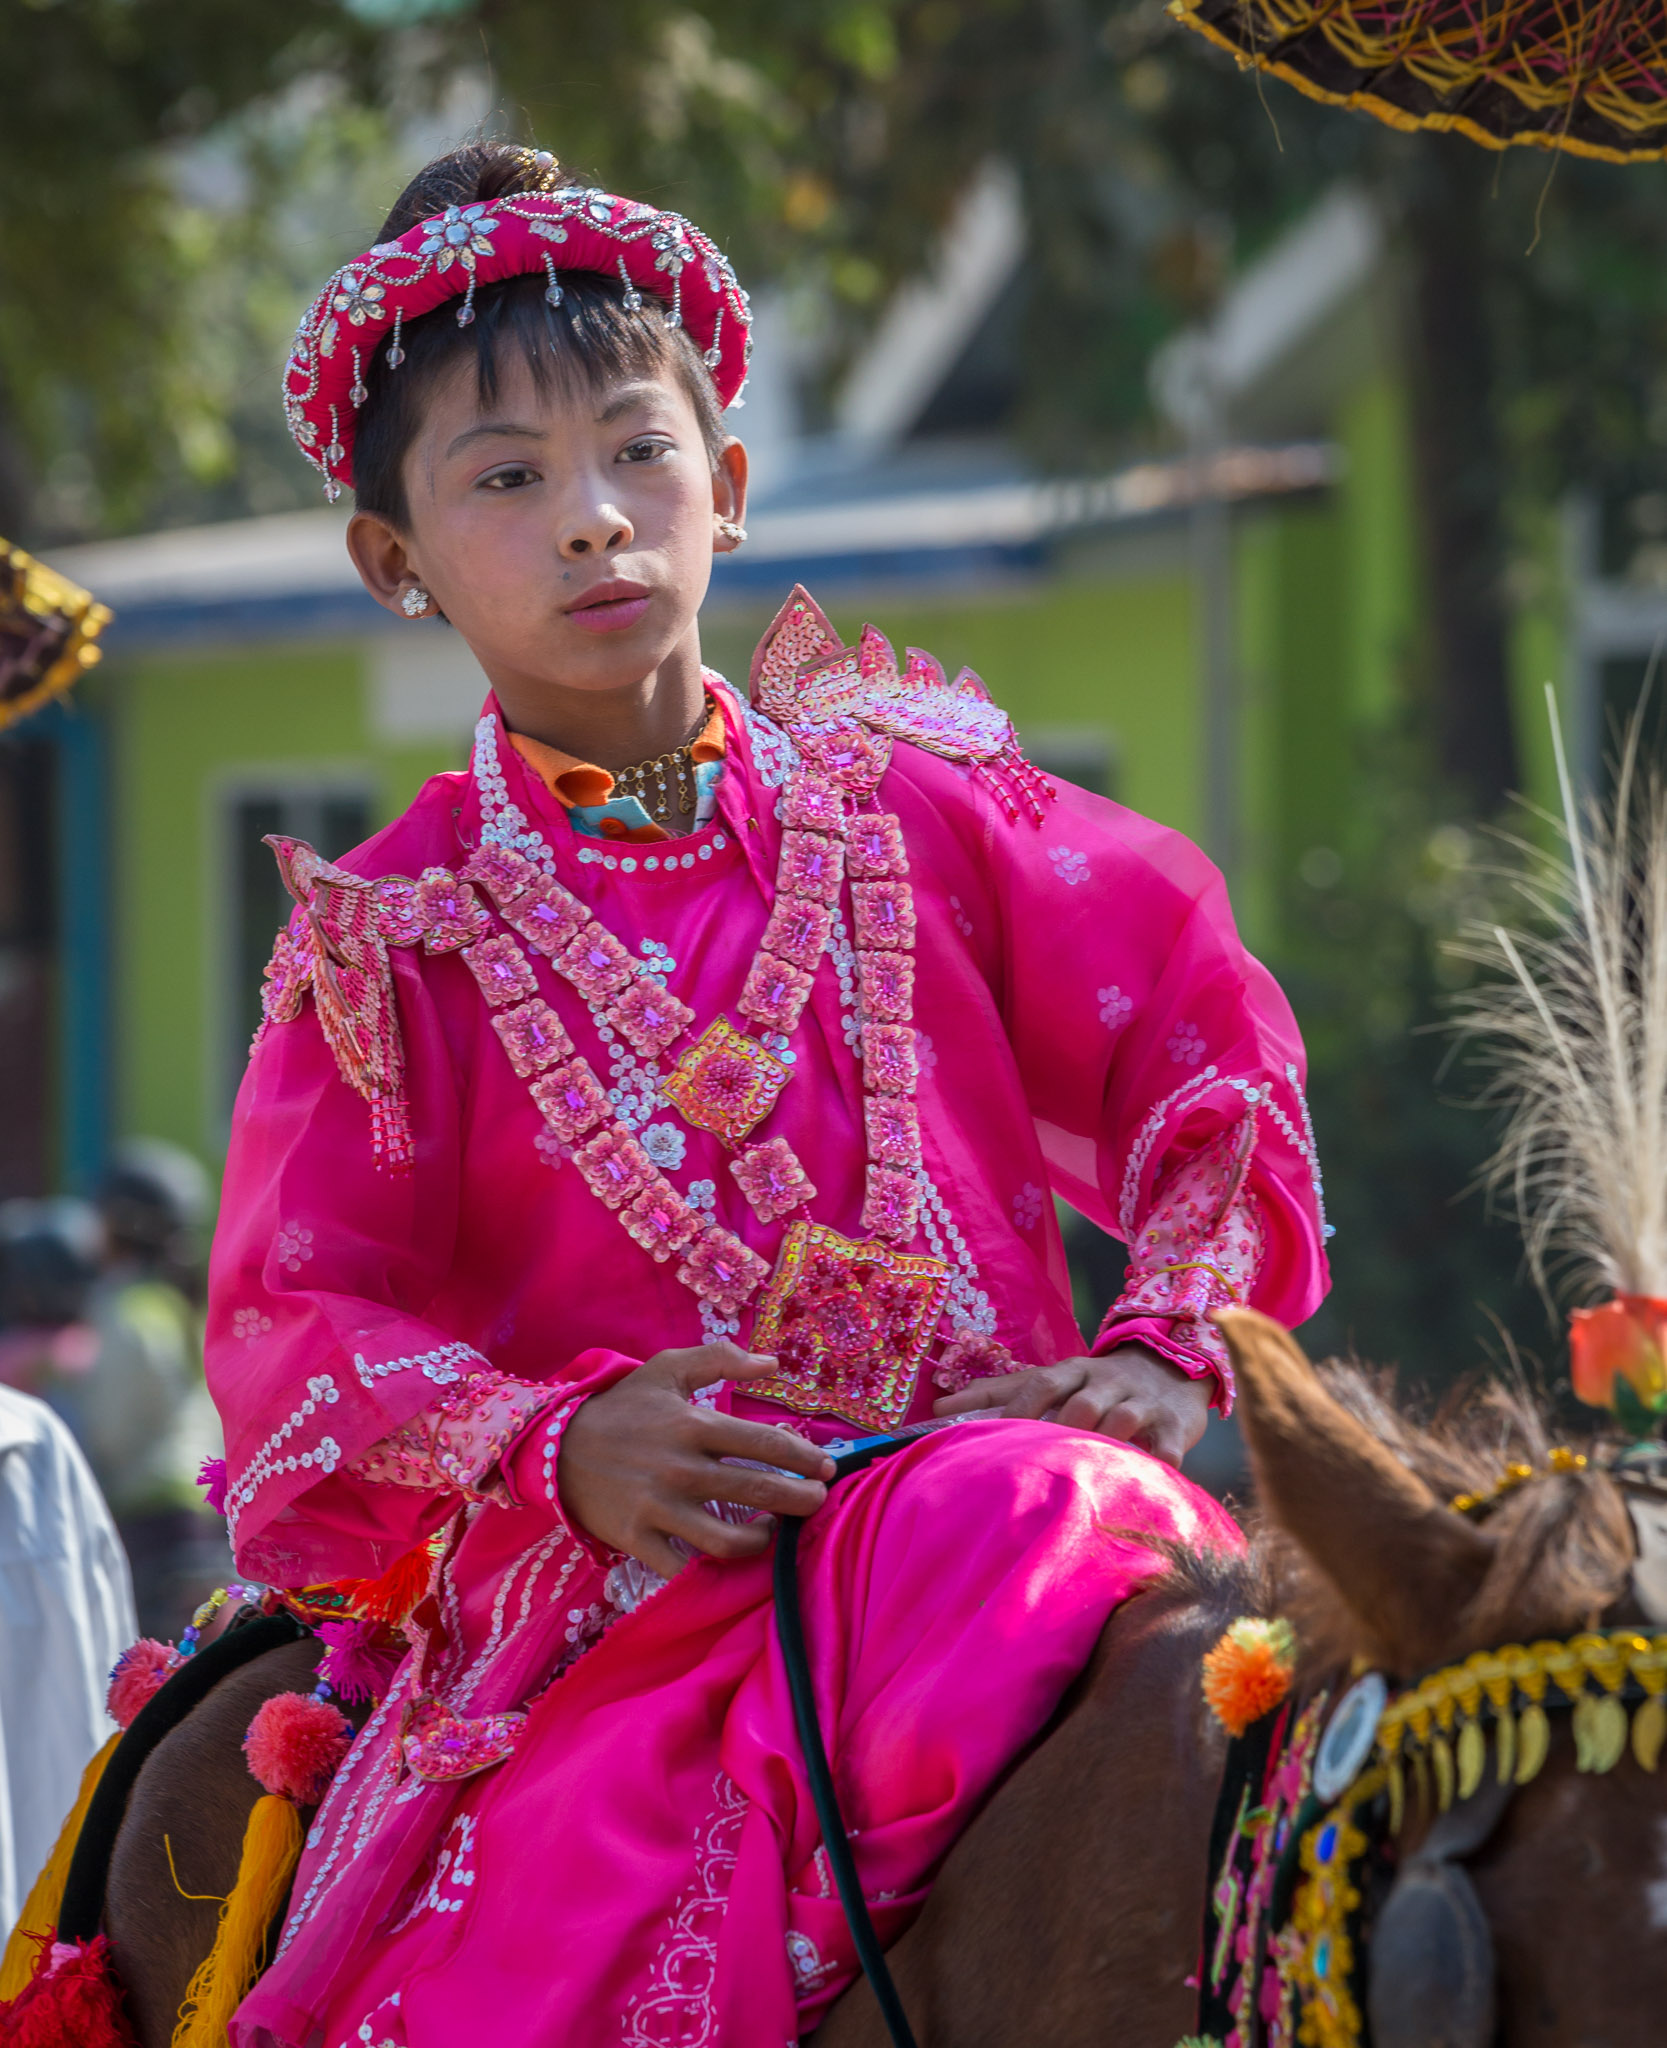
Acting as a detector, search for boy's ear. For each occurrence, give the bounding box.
[712,438,749,552]
[347,511,424,617]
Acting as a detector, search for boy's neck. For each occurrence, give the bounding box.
[493,639,708,773]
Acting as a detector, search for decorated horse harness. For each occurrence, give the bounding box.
[1189,1442,1667,2048]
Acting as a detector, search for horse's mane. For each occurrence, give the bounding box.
[1259,1360,1636,1676]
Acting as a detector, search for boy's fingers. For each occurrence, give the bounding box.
[630,1530,691,1580]
[656,1341,780,1396]
[1002,1365,1084,1421]
[932,1370,1026,1415]
[663,1504,774,1562]
[693,1411,835,1480]
[705,1462,828,1517]
[1054,1383,1118,1433]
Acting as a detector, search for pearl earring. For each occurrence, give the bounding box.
[401,586,432,618]
[716,520,747,547]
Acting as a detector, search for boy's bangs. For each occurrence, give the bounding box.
[471,270,670,412]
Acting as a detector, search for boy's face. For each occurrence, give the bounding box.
[348,350,745,708]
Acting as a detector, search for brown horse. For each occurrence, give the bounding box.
[99,1311,1664,2046]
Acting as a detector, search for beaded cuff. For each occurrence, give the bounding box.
[346,1369,559,1503]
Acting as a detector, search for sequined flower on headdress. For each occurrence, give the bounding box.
[419,203,501,268]
[331,271,387,325]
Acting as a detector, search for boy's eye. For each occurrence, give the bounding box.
[620,436,673,463]
[479,465,539,490]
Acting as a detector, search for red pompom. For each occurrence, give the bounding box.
[0,1933,139,2046]
[242,1691,352,1804]
[106,1639,185,1730]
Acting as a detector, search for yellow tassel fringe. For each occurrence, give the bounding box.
[170,1794,303,2048]
[0,1731,121,1997]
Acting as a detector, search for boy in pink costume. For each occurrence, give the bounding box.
[217,143,1329,2047]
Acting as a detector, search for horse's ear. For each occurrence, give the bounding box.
[1217,1310,1495,1675]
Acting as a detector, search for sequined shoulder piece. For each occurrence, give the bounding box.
[747,585,1054,822]
[259,835,415,1172]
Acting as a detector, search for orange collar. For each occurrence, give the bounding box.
[508,702,725,843]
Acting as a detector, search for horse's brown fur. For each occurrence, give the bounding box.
[104,1638,327,2048]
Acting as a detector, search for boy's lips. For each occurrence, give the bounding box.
[565,580,652,634]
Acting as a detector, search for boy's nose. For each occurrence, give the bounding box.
[561,502,633,557]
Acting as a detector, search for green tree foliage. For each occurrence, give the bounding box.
[0,0,412,535]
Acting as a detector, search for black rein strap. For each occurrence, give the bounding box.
[774,1426,953,2048]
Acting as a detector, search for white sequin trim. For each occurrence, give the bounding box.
[353,1341,481,1390]
[225,1374,342,1541]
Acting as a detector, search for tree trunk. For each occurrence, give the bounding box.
[1399,141,1520,815]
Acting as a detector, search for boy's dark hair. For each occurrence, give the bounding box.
[351,143,728,528]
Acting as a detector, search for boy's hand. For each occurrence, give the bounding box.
[931,1344,1211,1469]
[558,1341,835,1578]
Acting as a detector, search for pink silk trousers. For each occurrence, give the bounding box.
[239,1420,1240,2048]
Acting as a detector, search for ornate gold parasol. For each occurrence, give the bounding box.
[1168,0,1667,163]
[0,539,111,733]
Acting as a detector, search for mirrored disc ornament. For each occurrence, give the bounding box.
[1313,1670,1388,1804]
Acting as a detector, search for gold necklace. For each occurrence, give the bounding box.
[609,693,713,826]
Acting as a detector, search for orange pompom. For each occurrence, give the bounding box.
[1201,1617,1297,1737]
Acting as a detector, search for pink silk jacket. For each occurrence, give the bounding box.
[214,589,1330,2048]
[208,588,1329,1590]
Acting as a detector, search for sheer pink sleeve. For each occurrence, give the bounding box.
[986,776,1330,1411]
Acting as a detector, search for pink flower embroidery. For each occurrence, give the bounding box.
[846,813,908,880]
[415,867,490,952]
[760,896,834,972]
[857,952,915,1023]
[572,1128,653,1210]
[860,1023,917,1097]
[504,882,589,957]
[864,1095,921,1170]
[372,878,424,948]
[808,721,891,792]
[779,830,846,905]
[932,1328,1017,1394]
[259,924,310,1027]
[730,1136,817,1224]
[738,952,815,1034]
[557,926,636,1003]
[852,879,916,951]
[530,1061,611,1142]
[491,1000,573,1078]
[275,1221,314,1272]
[780,774,848,835]
[463,933,539,1009]
[1168,1022,1205,1066]
[621,1181,702,1262]
[676,1226,770,1316]
[662,1018,792,1144]
[861,1165,920,1242]
[1098,985,1134,1029]
[1012,1182,1043,1231]
[461,843,539,905]
[610,976,696,1058]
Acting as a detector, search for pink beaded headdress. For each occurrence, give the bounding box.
[283,168,752,501]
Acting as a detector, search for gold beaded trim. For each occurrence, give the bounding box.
[1374,1629,1667,1831]
[1450,1445,1587,1517]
